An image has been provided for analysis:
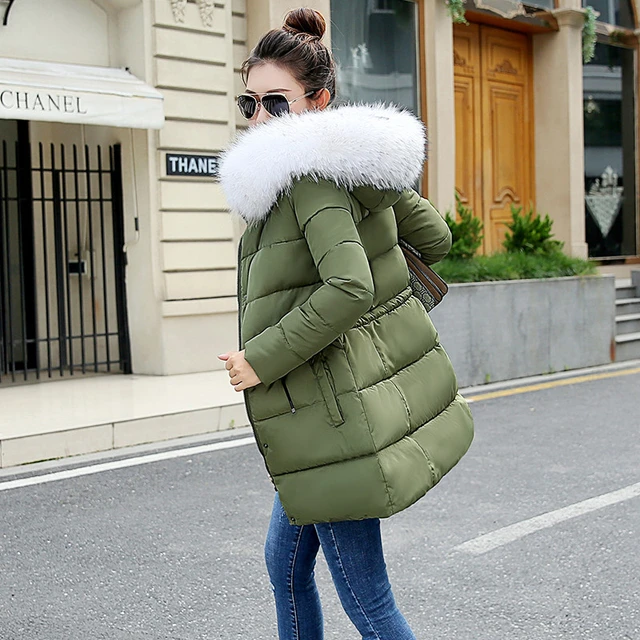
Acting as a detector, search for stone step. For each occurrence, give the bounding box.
[616,313,640,335]
[615,332,640,362]
[616,298,640,315]
[615,284,638,300]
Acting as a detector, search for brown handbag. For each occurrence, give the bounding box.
[400,239,448,312]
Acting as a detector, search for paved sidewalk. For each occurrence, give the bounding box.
[0,371,248,468]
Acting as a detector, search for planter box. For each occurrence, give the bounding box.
[429,275,616,387]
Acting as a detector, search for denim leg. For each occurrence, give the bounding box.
[315,518,416,640]
[264,493,323,640]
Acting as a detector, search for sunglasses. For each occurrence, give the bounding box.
[235,91,316,120]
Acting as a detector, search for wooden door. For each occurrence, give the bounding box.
[453,24,483,225]
[454,24,534,254]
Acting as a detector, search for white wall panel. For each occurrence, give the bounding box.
[163,212,235,241]
[165,270,237,300]
[161,90,230,122]
[156,58,228,92]
[159,120,230,150]
[232,0,248,14]
[155,28,227,64]
[163,241,237,271]
[160,181,228,211]
[153,2,226,35]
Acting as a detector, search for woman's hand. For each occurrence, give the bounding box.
[218,350,261,392]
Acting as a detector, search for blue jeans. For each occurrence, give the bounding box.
[264,493,416,640]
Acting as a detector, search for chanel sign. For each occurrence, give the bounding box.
[0,90,88,115]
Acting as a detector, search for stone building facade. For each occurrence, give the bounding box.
[0,0,638,384]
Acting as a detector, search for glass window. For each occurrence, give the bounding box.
[330,0,419,114]
[583,43,637,257]
[582,0,635,28]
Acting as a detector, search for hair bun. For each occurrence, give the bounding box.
[283,7,326,39]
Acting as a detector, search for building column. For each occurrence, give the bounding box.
[422,0,456,214]
[140,0,244,375]
[533,8,589,258]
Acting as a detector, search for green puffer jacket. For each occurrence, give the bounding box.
[220,104,474,525]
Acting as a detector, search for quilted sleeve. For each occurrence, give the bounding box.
[393,189,452,265]
[243,179,375,387]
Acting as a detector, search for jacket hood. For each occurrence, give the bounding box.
[219,104,426,223]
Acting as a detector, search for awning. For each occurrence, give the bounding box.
[0,57,164,130]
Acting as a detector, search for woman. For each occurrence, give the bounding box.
[218,8,474,639]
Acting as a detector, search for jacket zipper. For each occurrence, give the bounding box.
[237,237,243,349]
[237,241,258,437]
[238,237,254,427]
[238,234,277,492]
[282,379,296,414]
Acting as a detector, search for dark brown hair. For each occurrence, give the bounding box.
[241,8,336,104]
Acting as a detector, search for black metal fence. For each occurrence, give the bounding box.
[0,132,130,384]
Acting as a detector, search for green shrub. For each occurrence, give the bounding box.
[432,252,597,283]
[434,196,596,283]
[503,204,564,255]
[444,193,484,260]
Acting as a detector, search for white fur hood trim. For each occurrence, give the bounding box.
[219,104,426,223]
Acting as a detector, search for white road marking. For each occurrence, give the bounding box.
[0,437,255,493]
[454,481,640,556]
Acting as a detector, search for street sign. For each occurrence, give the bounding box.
[166,153,220,178]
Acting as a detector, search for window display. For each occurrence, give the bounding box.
[583,42,637,257]
[330,0,419,114]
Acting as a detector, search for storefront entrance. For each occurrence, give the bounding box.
[583,43,638,259]
[453,23,534,254]
[0,120,130,383]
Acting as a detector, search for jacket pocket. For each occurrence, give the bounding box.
[281,378,297,414]
[314,356,345,427]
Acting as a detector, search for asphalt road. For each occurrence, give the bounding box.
[1,365,639,640]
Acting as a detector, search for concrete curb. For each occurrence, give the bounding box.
[0,402,250,469]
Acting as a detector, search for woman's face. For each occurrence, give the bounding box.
[245,62,329,126]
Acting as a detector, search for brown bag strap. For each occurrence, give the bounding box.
[400,243,448,304]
